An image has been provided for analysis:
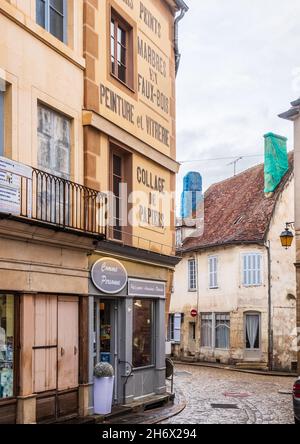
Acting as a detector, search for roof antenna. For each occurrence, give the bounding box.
[227,157,242,176]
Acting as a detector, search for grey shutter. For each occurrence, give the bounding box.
[0,91,4,157]
[174,313,182,343]
[36,0,46,28]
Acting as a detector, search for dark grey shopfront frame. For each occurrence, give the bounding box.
[88,278,166,412]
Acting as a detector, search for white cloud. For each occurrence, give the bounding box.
[175,0,300,212]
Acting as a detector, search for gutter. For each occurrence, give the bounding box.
[265,240,273,371]
[174,0,189,75]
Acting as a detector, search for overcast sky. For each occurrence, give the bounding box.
[175,0,300,210]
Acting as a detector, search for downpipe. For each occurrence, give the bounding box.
[174,1,188,76]
[265,241,273,371]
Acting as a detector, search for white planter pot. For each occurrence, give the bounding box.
[94,376,115,415]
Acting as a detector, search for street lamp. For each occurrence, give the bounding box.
[280,222,294,249]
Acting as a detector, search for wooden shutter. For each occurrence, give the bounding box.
[57,297,79,391]
[33,295,57,393]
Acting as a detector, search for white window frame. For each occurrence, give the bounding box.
[200,312,231,350]
[168,313,181,344]
[36,0,68,44]
[209,256,218,289]
[188,258,197,291]
[242,253,263,287]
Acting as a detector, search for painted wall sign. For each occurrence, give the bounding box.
[91,258,128,294]
[128,278,166,298]
[0,156,32,216]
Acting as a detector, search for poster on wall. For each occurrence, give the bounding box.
[0,156,32,217]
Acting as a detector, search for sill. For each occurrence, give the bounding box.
[132,365,155,372]
[209,287,219,290]
[243,284,263,288]
[188,289,197,293]
[0,1,85,70]
[110,72,135,94]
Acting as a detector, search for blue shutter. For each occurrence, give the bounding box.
[174,313,182,343]
[0,91,4,157]
[36,0,46,28]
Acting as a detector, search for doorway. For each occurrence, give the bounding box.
[34,295,79,423]
[244,313,261,360]
[93,299,118,404]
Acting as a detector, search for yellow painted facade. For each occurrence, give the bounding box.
[83,0,179,256]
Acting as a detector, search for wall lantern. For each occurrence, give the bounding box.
[280,222,294,249]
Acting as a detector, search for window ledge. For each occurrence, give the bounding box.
[0,1,85,70]
[188,289,197,293]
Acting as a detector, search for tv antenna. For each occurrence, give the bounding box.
[227,157,243,176]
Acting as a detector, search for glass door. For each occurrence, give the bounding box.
[94,299,118,403]
[244,313,261,360]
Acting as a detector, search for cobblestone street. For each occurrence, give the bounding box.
[163,364,295,424]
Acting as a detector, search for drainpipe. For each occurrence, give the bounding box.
[174,0,189,76]
[266,241,273,370]
[195,252,200,358]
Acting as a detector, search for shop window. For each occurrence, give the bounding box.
[110,9,134,88]
[0,295,14,399]
[133,300,154,368]
[0,91,4,156]
[36,0,68,43]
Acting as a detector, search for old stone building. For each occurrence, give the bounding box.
[0,0,186,423]
[169,135,297,372]
[280,100,300,374]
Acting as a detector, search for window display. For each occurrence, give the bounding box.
[0,295,14,399]
[133,299,154,368]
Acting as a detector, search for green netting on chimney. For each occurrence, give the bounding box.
[264,133,288,193]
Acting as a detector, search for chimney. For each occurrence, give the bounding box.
[264,133,288,196]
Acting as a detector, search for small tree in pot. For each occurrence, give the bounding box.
[94,362,115,415]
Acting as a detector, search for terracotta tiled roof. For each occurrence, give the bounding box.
[181,153,294,252]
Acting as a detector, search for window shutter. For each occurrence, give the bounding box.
[174,313,182,343]
[214,257,218,287]
[257,254,262,284]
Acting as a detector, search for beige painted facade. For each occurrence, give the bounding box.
[0,0,91,424]
[170,177,297,372]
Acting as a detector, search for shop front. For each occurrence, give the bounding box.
[88,249,171,412]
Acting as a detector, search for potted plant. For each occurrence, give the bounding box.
[93,362,115,415]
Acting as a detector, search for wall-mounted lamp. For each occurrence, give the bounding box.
[280,222,295,249]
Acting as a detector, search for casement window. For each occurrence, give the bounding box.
[168,313,182,343]
[188,259,197,291]
[201,313,212,347]
[112,153,123,241]
[201,313,230,349]
[110,9,133,88]
[36,0,67,43]
[209,256,218,289]
[242,253,262,286]
[215,314,230,349]
[0,91,4,157]
[37,104,71,179]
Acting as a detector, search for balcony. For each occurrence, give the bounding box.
[0,158,107,238]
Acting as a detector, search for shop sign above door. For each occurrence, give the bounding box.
[91,258,128,294]
[128,279,165,298]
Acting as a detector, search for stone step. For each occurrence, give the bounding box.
[235,362,269,371]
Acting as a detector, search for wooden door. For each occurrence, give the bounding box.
[57,297,79,391]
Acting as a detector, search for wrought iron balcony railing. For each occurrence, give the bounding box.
[0,162,107,238]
